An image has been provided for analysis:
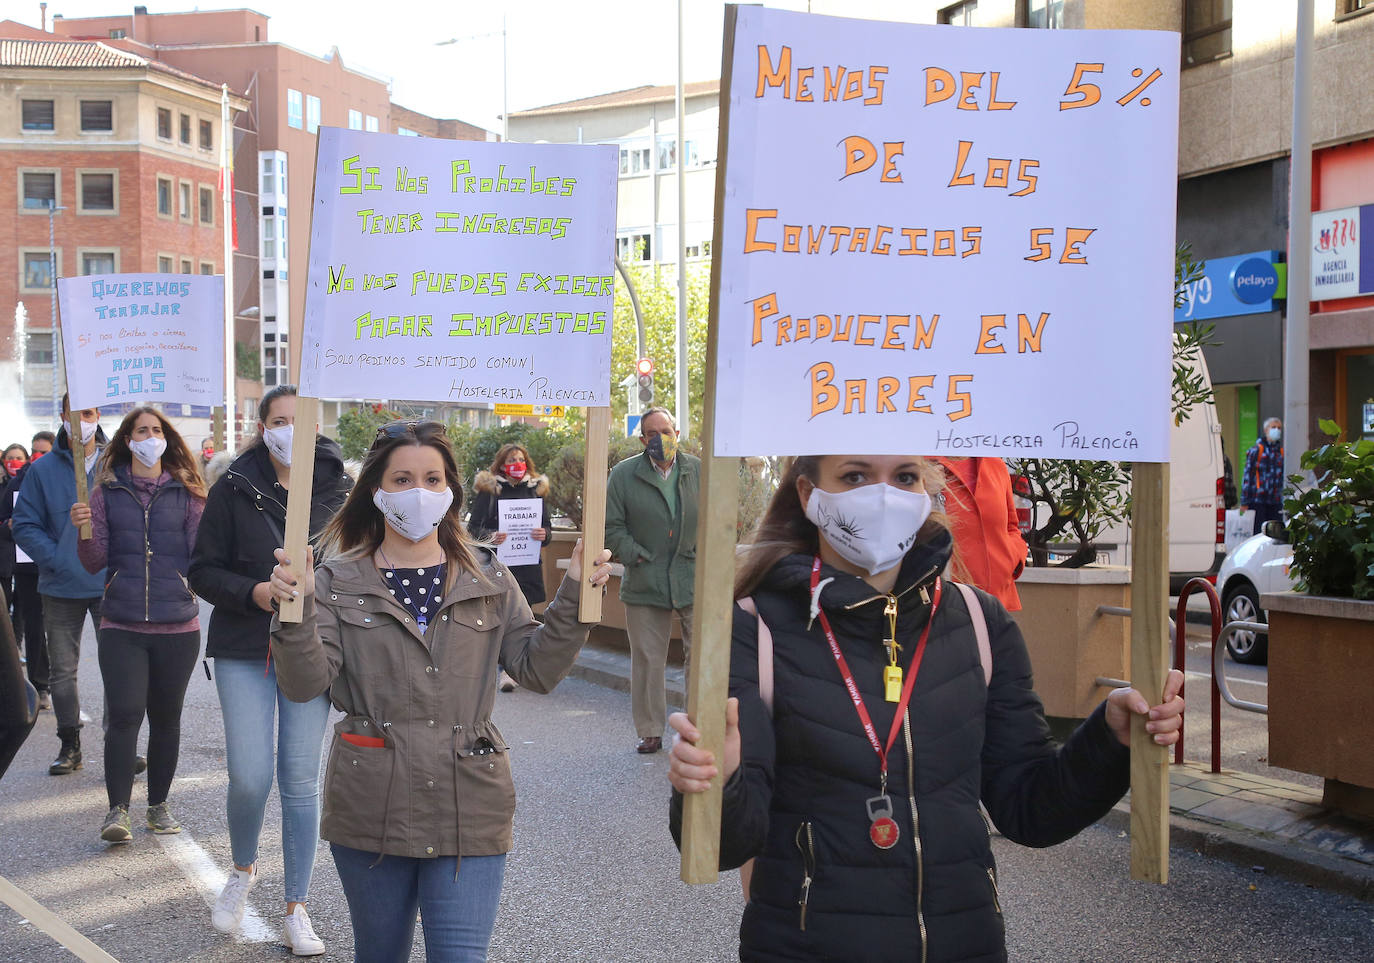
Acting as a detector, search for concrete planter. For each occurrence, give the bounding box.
[1262,591,1374,815]
[1014,566,1132,721]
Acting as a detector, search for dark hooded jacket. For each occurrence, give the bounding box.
[670,528,1130,962]
[11,425,108,599]
[189,437,352,661]
[466,469,553,605]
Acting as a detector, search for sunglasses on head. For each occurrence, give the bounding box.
[374,419,448,441]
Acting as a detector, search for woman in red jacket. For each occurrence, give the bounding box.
[936,456,1027,611]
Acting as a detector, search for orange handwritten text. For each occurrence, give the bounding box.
[749,293,940,350]
[809,363,974,421]
[947,141,1039,196]
[744,209,981,258]
[924,68,1017,111]
[756,45,887,105]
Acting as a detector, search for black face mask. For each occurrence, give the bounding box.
[646,432,678,463]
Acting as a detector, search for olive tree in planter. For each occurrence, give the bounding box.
[1266,420,1374,814]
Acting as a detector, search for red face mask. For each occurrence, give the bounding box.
[4,458,24,477]
[31,450,47,461]
[505,461,527,480]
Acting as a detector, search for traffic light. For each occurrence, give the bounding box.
[636,357,655,405]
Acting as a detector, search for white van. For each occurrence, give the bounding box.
[1049,353,1225,592]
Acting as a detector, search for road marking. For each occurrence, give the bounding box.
[154,832,274,943]
[1185,670,1268,689]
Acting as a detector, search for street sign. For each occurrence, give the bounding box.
[626,413,641,438]
[495,403,567,418]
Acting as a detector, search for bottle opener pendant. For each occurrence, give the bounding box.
[866,794,900,850]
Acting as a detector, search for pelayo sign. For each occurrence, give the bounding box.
[1174,250,1284,322]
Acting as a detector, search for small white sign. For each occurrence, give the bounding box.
[57,274,225,410]
[13,492,31,564]
[1310,207,1361,301]
[496,497,543,566]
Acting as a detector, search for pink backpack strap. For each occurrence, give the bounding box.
[951,581,992,687]
[738,597,774,715]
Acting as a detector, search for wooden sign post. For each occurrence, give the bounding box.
[68,412,91,542]
[578,407,610,624]
[680,4,1180,885]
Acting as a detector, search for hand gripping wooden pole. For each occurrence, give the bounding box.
[1129,461,1170,883]
[578,406,610,624]
[681,4,740,885]
[69,412,91,541]
[276,396,321,624]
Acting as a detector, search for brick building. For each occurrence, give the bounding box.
[0,31,248,421]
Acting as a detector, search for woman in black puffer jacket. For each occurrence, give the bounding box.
[669,454,1184,963]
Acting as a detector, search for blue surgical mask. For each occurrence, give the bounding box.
[1267,428,1281,444]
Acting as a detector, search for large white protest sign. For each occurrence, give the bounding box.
[713,7,1180,460]
[57,274,225,410]
[496,497,543,566]
[300,129,617,406]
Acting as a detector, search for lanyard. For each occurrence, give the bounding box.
[810,557,942,785]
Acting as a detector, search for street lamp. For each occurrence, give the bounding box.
[435,14,508,142]
[47,201,66,418]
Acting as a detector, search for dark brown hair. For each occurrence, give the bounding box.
[488,443,537,478]
[734,455,947,598]
[247,384,298,449]
[320,420,478,572]
[96,406,207,499]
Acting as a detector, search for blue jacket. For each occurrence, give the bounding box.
[12,425,108,599]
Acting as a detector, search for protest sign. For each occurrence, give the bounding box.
[278,130,617,625]
[711,7,1179,461]
[496,498,542,566]
[683,6,1180,888]
[57,274,225,410]
[12,493,31,564]
[298,129,616,406]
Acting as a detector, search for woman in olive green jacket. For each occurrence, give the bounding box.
[269,420,611,963]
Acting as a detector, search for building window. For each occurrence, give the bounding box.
[81,251,116,275]
[157,176,172,216]
[108,28,127,38]
[616,233,652,262]
[199,186,214,225]
[348,109,363,130]
[180,258,193,274]
[940,1,979,25]
[80,101,113,132]
[80,172,116,212]
[22,252,55,290]
[158,255,174,273]
[261,156,275,195]
[657,137,701,171]
[287,89,303,129]
[1342,0,1370,13]
[179,181,193,221]
[180,113,192,145]
[1023,0,1064,27]
[21,171,57,210]
[262,215,276,259]
[200,261,215,275]
[157,107,172,139]
[22,100,54,131]
[1183,0,1232,66]
[618,146,651,175]
[365,115,379,132]
[398,127,420,137]
[25,332,54,366]
[306,94,322,134]
[200,119,213,150]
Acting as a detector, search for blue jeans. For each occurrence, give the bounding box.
[330,843,506,963]
[41,595,100,731]
[215,657,330,904]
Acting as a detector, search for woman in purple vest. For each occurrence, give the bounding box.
[71,406,206,844]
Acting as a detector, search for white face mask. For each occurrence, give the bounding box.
[79,421,98,445]
[263,424,294,465]
[805,483,933,577]
[129,436,167,469]
[1267,427,1281,444]
[373,486,454,542]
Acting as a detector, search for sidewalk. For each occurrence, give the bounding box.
[568,641,1374,901]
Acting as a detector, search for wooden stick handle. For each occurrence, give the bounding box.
[578,407,611,623]
[69,413,91,541]
[1129,461,1170,883]
[276,396,321,624]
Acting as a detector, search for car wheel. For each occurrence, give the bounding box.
[1223,581,1268,665]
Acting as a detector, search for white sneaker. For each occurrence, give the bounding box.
[211,865,257,933]
[282,904,326,956]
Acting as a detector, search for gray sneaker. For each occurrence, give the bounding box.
[146,802,182,834]
[101,806,132,843]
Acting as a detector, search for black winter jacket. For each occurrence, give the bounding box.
[466,469,552,605]
[671,530,1130,962]
[188,439,351,661]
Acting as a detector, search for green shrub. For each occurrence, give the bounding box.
[1284,419,1374,600]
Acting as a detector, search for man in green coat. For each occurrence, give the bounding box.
[604,407,699,753]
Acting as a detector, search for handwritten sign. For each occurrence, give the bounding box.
[300,129,617,406]
[712,8,1180,460]
[57,274,225,410]
[496,497,542,566]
